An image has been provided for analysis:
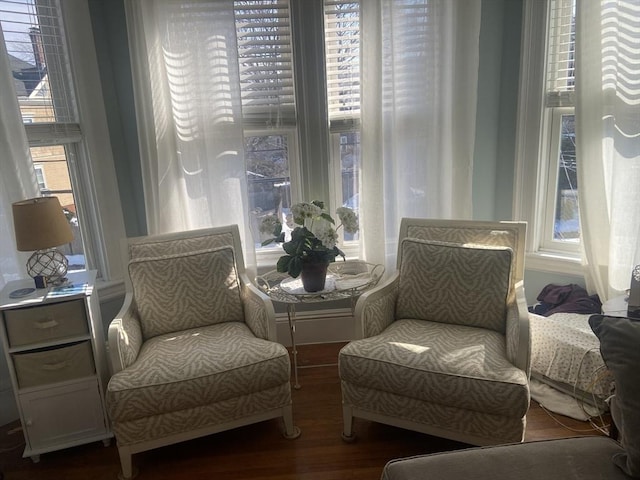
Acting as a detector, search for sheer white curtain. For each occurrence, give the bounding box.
[125,0,255,266]
[0,29,39,289]
[360,1,481,270]
[576,0,640,300]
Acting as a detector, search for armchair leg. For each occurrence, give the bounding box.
[117,445,136,480]
[282,404,301,439]
[341,404,356,442]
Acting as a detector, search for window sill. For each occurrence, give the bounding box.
[525,251,584,277]
[96,278,125,302]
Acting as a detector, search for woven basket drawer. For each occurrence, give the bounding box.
[4,299,88,347]
[13,341,95,389]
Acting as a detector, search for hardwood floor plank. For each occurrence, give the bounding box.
[0,342,608,479]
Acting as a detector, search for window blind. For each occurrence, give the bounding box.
[324,0,360,131]
[545,0,575,107]
[1,0,77,125]
[234,0,296,127]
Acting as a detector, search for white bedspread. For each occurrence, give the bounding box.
[529,312,612,398]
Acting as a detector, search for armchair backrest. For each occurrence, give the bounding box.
[125,225,245,273]
[123,226,246,339]
[396,239,513,333]
[398,219,526,284]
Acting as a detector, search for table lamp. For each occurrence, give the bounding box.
[12,196,74,286]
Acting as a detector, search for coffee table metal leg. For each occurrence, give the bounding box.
[287,304,300,389]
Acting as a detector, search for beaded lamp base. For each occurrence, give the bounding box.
[26,248,68,284]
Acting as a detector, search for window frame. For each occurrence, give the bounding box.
[2,0,127,296]
[249,0,362,267]
[328,130,360,254]
[248,126,302,265]
[540,107,578,254]
[33,163,47,191]
[60,1,126,294]
[513,0,582,276]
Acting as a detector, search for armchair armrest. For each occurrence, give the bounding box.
[354,272,400,339]
[505,280,531,375]
[108,293,144,375]
[240,273,277,341]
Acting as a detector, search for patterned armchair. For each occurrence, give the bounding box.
[339,219,530,446]
[106,225,299,479]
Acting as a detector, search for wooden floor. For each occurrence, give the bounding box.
[0,343,609,480]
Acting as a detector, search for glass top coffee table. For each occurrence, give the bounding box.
[256,260,384,388]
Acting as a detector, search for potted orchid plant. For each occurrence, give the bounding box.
[260,200,359,291]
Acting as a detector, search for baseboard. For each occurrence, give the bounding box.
[275,307,355,346]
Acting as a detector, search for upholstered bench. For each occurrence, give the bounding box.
[381,436,629,480]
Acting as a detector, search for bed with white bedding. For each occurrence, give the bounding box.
[529,312,614,414]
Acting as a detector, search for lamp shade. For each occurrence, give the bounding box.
[12,197,74,251]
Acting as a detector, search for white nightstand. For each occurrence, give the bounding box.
[0,271,112,462]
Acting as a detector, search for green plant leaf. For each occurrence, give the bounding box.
[319,212,335,224]
[283,241,298,255]
[289,256,303,278]
[291,226,307,240]
[277,255,292,273]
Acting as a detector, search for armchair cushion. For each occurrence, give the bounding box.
[107,321,290,424]
[396,239,512,333]
[340,319,529,417]
[128,247,244,339]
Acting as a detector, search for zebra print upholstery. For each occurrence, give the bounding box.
[106,225,299,479]
[339,219,530,446]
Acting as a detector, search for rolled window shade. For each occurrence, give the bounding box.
[324,0,360,131]
[545,0,576,107]
[1,0,77,125]
[235,0,296,127]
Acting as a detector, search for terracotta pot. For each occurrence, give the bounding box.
[300,260,329,292]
